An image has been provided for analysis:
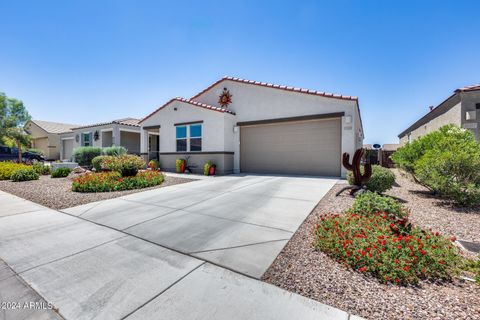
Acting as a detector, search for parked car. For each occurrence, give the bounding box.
[0,146,45,163]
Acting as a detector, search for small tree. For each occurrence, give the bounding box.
[0,93,31,162]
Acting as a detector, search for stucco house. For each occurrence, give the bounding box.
[399,84,480,144]
[59,118,141,161]
[25,120,78,160]
[140,77,363,177]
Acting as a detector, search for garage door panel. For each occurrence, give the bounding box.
[240,119,341,176]
[62,139,74,161]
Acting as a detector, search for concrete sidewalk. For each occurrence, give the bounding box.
[0,188,361,320]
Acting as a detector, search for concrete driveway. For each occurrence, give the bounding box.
[0,176,361,320]
[62,174,337,278]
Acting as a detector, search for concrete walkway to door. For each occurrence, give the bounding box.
[62,174,338,278]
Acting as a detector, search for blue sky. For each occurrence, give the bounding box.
[1,0,479,144]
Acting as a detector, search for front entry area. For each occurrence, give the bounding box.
[240,118,342,176]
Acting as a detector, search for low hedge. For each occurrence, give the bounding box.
[11,168,39,182]
[314,195,460,285]
[102,146,127,156]
[101,154,145,177]
[0,162,31,180]
[348,165,395,194]
[33,162,51,175]
[51,167,72,178]
[350,191,409,222]
[71,171,164,192]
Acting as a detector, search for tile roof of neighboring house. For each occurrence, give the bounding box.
[29,120,79,134]
[140,97,236,123]
[72,118,141,130]
[455,84,480,92]
[191,76,358,101]
[398,83,480,138]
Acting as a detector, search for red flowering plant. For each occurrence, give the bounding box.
[72,170,164,193]
[314,194,461,285]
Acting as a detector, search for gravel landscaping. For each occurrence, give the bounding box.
[263,170,480,320]
[0,174,195,210]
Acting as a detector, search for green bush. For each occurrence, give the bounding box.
[350,191,409,222]
[91,155,111,172]
[11,168,39,182]
[32,162,51,175]
[0,162,30,180]
[101,154,145,177]
[392,125,480,206]
[51,167,72,178]
[102,146,127,156]
[73,146,102,166]
[72,171,164,192]
[461,257,480,285]
[348,165,395,193]
[176,158,185,173]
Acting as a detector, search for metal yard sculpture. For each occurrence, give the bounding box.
[336,148,372,196]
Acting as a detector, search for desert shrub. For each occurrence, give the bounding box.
[349,191,409,223]
[10,168,39,182]
[461,257,480,285]
[51,167,72,178]
[101,154,145,177]
[73,146,102,166]
[203,161,214,176]
[91,155,111,172]
[0,162,30,180]
[393,125,480,206]
[176,158,186,173]
[72,171,164,192]
[32,162,51,175]
[348,165,395,193]
[102,146,127,156]
[148,159,159,170]
[314,210,460,285]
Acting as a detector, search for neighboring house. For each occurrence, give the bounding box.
[399,84,480,144]
[59,118,141,161]
[140,76,364,177]
[25,120,78,160]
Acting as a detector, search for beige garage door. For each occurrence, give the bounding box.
[240,118,342,176]
[62,139,74,161]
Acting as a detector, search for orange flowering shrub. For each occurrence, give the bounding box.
[72,171,164,192]
[314,210,460,285]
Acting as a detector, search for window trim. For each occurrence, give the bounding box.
[82,132,92,147]
[174,123,203,152]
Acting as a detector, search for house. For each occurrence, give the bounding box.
[140,77,364,177]
[399,84,480,144]
[25,120,78,160]
[59,118,141,161]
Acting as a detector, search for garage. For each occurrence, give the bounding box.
[240,117,342,176]
[62,138,74,161]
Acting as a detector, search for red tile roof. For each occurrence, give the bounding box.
[72,118,140,130]
[140,97,235,124]
[191,76,358,101]
[455,84,480,92]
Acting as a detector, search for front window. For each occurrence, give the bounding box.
[190,124,202,151]
[83,133,91,146]
[175,124,202,152]
[176,126,187,152]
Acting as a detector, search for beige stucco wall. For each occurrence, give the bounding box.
[25,122,63,160]
[159,152,234,175]
[192,80,363,177]
[59,123,140,160]
[399,102,462,145]
[460,91,480,141]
